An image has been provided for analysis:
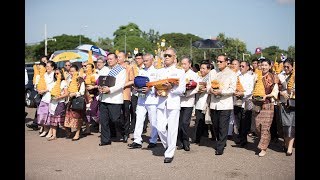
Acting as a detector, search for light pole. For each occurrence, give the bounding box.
[79,25,88,46]
[124,29,134,54]
[44,24,56,56]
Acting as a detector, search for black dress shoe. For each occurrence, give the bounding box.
[128,142,142,148]
[240,142,248,148]
[26,123,39,131]
[164,157,174,163]
[99,142,111,146]
[177,143,184,150]
[121,135,128,143]
[183,141,190,151]
[184,145,190,151]
[192,139,200,144]
[215,150,223,155]
[147,143,157,148]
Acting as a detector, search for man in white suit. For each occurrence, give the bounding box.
[156,48,186,163]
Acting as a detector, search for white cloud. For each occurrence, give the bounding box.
[276,0,295,5]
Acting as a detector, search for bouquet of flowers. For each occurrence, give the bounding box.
[37,65,47,91]
[252,70,265,101]
[68,73,79,93]
[211,80,220,89]
[50,73,61,98]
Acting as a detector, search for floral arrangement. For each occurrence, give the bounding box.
[211,80,220,89]
[37,65,47,91]
[50,73,61,97]
[252,69,265,100]
[33,64,39,85]
[236,76,245,92]
[68,73,78,93]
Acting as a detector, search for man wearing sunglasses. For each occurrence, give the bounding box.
[208,54,237,155]
[156,48,186,163]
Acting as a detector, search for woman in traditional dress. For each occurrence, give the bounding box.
[64,65,86,141]
[47,68,69,141]
[36,61,56,137]
[253,58,279,157]
[278,58,295,156]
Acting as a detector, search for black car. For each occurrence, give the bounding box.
[25,66,38,108]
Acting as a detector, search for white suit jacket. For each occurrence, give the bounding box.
[156,65,186,110]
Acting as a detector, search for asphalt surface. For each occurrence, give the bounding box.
[25,107,295,180]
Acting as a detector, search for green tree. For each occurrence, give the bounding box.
[216,33,249,60]
[287,45,295,59]
[142,29,160,44]
[30,34,95,61]
[95,37,114,52]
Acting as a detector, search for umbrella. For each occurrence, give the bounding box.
[52,52,81,62]
[192,39,224,49]
[69,51,97,63]
[76,44,108,56]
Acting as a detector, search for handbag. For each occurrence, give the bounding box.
[71,96,85,110]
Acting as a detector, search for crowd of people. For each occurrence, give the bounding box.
[25,49,295,163]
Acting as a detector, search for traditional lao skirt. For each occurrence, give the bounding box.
[49,102,66,126]
[37,101,50,126]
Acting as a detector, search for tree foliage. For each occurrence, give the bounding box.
[25,23,294,64]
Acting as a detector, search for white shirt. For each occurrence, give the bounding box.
[278,71,294,103]
[156,65,186,110]
[49,80,68,115]
[181,69,200,107]
[233,71,255,108]
[25,69,28,85]
[137,65,159,105]
[208,67,237,110]
[35,71,55,103]
[195,73,210,110]
[99,67,126,104]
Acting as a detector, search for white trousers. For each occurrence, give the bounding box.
[134,104,158,144]
[157,107,180,158]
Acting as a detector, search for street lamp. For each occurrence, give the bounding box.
[79,25,88,46]
[124,29,134,54]
[44,24,56,56]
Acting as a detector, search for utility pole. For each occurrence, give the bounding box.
[44,24,56,56]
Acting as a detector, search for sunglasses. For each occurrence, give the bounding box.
[65,64,71,66]
[217,60,225,63]
[240,65,245,68]
[55,73,60,75]
[283,66,291,68]
[82,65,87,67]
[164,54,173,58]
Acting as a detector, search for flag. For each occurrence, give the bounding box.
[255,47,262,54]
[281,53,286,61]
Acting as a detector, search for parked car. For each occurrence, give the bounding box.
[25,66,38,108]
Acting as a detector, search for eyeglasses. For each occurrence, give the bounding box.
[217,60,225,63]
[240,65,245,68]
[55,73,60,75]
[164,54,173,58]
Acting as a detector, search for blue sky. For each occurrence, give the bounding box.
[25,0,295,53]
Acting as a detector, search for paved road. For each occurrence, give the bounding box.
[25,107,295,180]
